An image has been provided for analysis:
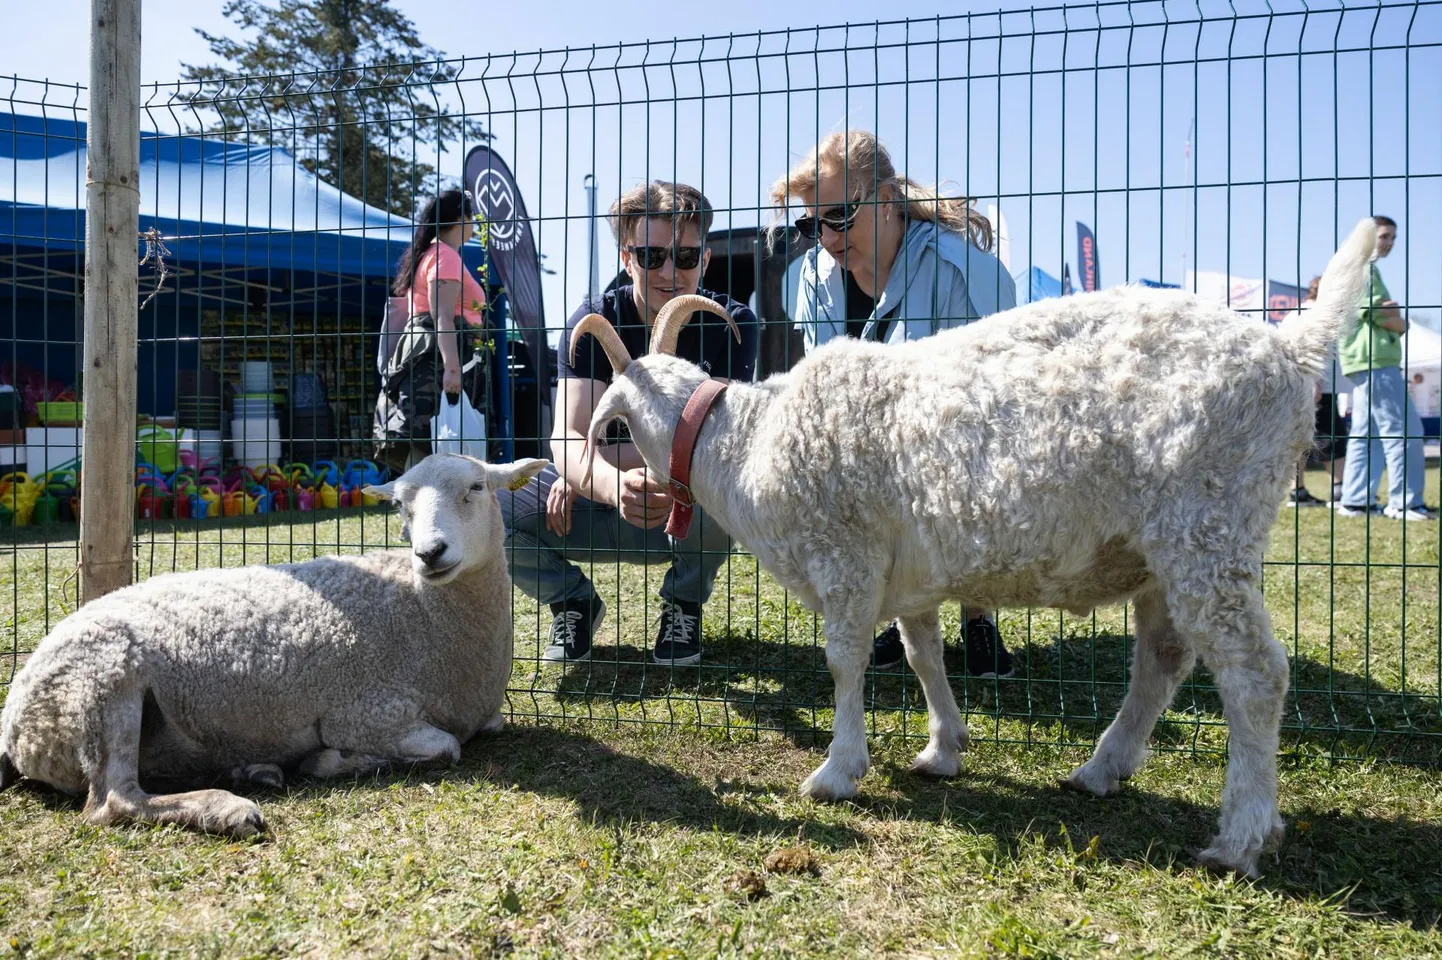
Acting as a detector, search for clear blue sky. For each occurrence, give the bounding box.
[5,0,1439,334]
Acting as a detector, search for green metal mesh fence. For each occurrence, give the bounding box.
[3,1,1441,765]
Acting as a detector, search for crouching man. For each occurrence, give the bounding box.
[501,180,759,665]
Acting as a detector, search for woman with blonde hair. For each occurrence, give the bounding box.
[770,128,1018,677]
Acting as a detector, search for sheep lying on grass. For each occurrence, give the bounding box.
[0,453,547,838]
[566,219,1378,878]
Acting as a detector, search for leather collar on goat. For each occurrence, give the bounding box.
[665,378,728,539]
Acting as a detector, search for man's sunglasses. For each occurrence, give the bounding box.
[794,202,862,240]
[627,245,703,270]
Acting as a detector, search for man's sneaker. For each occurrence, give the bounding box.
[654,599,703,666]
[1383,504,1439,522]
[1333,502,1379,518]
[963,617,1015,679]
[872,621,905,670]
[1286,487,1326,508]
[542,595,605,663]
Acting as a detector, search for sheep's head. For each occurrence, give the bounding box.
[365,454,548,585]
[572,295,742,487]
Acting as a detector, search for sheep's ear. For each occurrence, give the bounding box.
[363,481,398,501]
[489,458,549,492]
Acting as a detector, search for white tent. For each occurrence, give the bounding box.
[1401,323,1442,419]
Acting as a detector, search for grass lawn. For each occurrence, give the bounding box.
[2,466,1440,957]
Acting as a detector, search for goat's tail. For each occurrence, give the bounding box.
[1277,217,1377,375]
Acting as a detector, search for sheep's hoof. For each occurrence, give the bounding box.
[909,745,962,779]
[233,763,285,791]
[1060,762,1121,798]
[1193,844,1262,881]
[298,749,343,778]
[210,795,267,839]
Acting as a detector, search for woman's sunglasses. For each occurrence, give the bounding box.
[794,202,862,240]
[627,245,703,270]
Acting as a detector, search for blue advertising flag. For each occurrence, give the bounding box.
[1076,221,1100,292]
[464,146,550,404]
[1266,279,1306,324]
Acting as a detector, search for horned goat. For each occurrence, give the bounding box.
[565,218,1379,878]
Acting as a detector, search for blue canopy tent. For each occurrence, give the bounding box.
[1,110,492,437]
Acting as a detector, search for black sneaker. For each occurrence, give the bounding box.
[1286,487,1326,508]
[653,599,703,666]
[964,617,1015,679]
[872,621,905,670]
[542,595,605,663]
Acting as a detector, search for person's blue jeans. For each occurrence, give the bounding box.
[500,464,734,607]
[1340,366,1426,510]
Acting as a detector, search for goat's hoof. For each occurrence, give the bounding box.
[1193,843,1262,881]
[799,766,861,803]
[910,745,962,778]
[1060,762,1121,798]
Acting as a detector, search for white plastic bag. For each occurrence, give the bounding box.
[431,390,487,459]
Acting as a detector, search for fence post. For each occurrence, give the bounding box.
[78,0,142,603]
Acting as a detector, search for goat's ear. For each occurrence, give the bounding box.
[363,481,398,501]
[489,458,549,492]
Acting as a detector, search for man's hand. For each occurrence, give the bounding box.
[617,468,673,529]
[545,477,578,536]
[1378,299,1407,333]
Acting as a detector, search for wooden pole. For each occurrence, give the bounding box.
[79,0,141,603]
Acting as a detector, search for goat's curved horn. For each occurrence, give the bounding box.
[569,313,632,375]
[649,294,743,358]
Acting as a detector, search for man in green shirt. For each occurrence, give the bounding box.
[1335,215,1435,521]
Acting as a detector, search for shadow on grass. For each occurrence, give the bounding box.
[10,717,1437,930]
[533,629,1442,764]
[871,764,1442,931]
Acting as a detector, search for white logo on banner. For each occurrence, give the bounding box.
[474,168,519,251]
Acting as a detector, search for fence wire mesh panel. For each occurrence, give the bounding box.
[3,0,1442,767]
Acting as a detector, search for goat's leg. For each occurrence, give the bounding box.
[800,597,878,802]
[897,609,968,777]
[1064,584,1194,796]
[299,722,461,780]
[1167,571,1288,879]
[83,685,264,838]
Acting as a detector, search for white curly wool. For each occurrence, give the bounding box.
[581,219,1379,879]
[0,454,547,838]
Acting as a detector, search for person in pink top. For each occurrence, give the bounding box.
[374,190,489,472]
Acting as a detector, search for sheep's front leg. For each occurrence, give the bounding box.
[800,602,876,802]
[299,723,461,779]
[897,610,968,777]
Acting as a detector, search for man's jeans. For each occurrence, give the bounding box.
[500,464,734,607]
[1341,366,1426,510]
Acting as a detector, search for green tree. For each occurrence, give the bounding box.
[179,0,487,216]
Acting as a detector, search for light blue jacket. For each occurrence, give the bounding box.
[794,219,1017,352]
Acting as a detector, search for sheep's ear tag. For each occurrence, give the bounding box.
[505,476,530,491]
